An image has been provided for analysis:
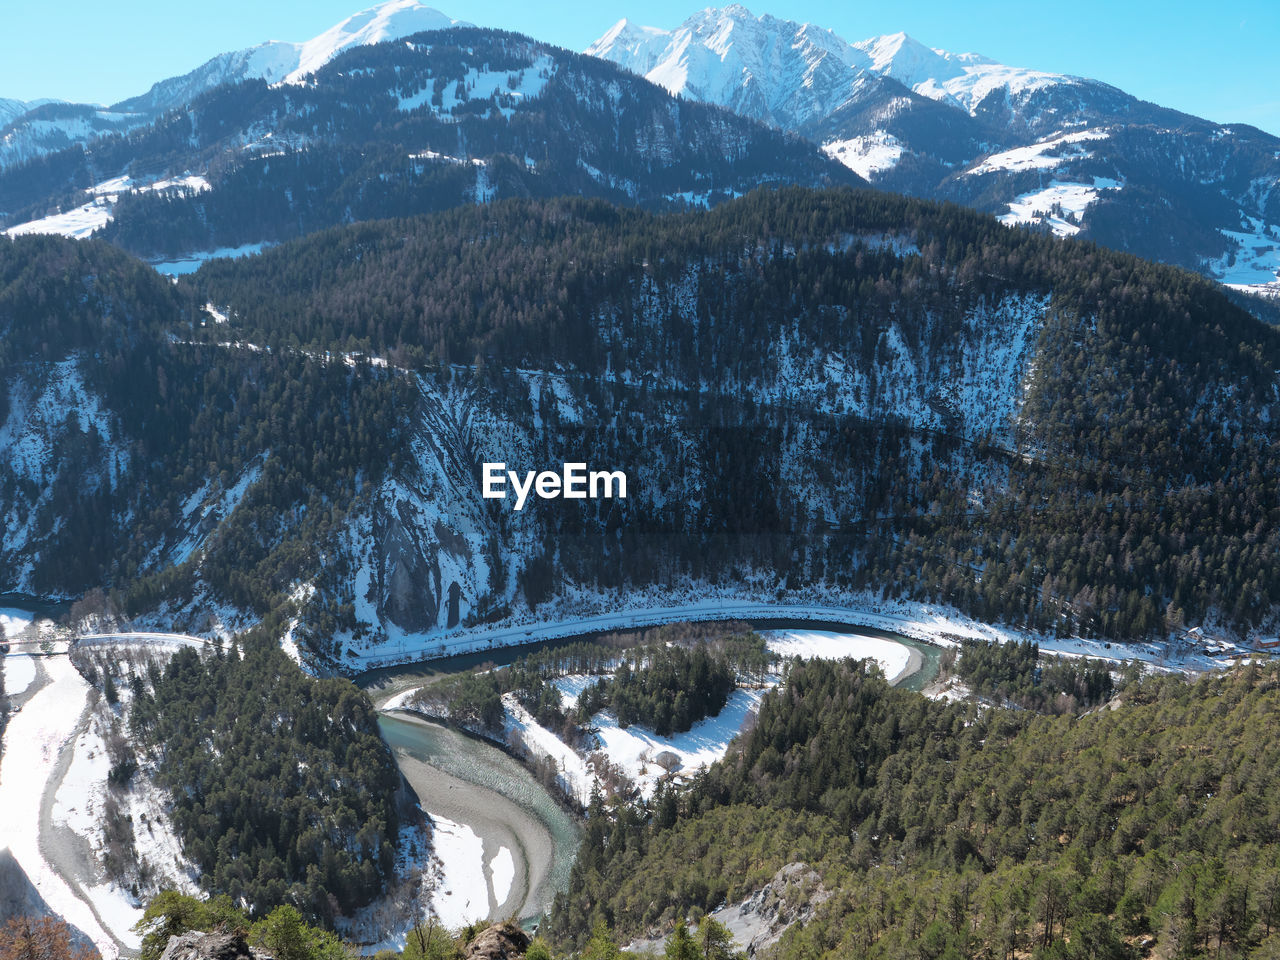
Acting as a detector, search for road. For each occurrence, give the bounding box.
[347,599,958,671]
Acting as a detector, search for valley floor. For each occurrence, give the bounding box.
[0,621,205,959]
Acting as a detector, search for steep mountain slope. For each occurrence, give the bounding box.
[6,188,1274,668]
[0,231,407,609]
[0,28,859,260]
[588,6,1280,298]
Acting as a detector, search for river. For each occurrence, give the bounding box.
[378,714,580,927]
[358,617,942,930]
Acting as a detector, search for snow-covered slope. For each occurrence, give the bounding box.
[0,98,39,128]
[4,174,209,241]
[587,7,862,131]
[287,0,469,83]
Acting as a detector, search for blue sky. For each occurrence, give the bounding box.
[3,0,1278,135]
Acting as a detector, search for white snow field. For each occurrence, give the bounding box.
[4,174,212,242]
[1,606,35,636]
[504,682,771,802]
[428,816,488,928]
[503,694,595,804]
[822,133,905,179]
[548,674,596,709]
[1209,214,1280,295]
[4,196,116,240]
[968,130,1110,176]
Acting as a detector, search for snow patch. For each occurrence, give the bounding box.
[52,724,143,950]
[286,1,471,85]
[969,129,1110,176]
[999,177,1123,237]
[822,132,904,179]
[398,54,554,118]
[548,674,595,709]
[2,654,36,696]
[1,606,34,639]
[5,173,213,240]
[428,815,488,928]
[167,459,264,566]
[0,656,120,957]
[1206,214,1280,290]
[503,695,594,805]
[589,687,767,799]
[765,629,911,679]
[488,846,514,905]
[5,196,115,240]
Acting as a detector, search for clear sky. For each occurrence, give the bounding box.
[2,0,1277,136]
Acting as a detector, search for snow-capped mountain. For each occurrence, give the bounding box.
[0,28,857,259]
[0,1,470,173]
[115,0,472,115]
[587,9,861,132]
[586,5,1095,135]
[587,5,1280,301]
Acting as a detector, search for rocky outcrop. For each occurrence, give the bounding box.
[463,921,530,960]
[711,862,830,957]
[158,931,261,960]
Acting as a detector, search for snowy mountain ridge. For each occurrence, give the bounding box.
[586,5,1084,130]
[0,97,62,129]
[0,1,470,172]
[116,0,472,115]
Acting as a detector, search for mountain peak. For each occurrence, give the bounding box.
[853,31,961,90]
[585,18,668,61]
[287,0,470,83]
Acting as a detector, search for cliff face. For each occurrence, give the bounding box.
[711,862,830,957]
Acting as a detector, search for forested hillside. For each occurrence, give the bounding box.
[185,187,1280,651]
[550,657,1280,959]
[128,642,401,922]
[4,186,1280,662]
